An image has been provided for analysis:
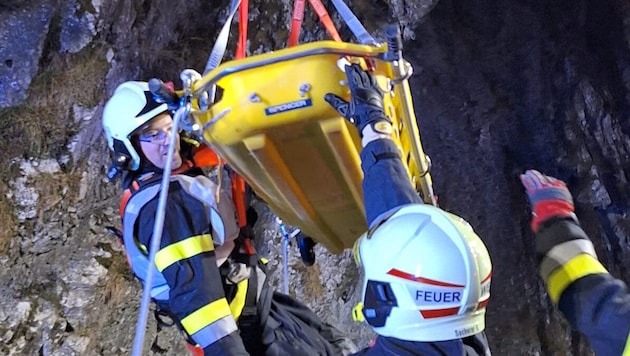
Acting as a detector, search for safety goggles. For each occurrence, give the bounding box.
[137,125,176,143]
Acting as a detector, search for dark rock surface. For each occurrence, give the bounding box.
[411,1,630,353]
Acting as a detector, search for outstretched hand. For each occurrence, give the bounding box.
[325,64,392,138]
[520,169,576,232]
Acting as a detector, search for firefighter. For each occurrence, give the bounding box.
[102,81,356,355]
[520,169,630,355]
[326,64,492,355]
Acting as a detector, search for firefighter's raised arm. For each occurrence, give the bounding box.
[521,169,630,355]
[326,63,422,226]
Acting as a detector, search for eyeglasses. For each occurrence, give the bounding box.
[137,125,176,143]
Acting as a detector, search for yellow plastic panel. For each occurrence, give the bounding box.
[193,41,419,253]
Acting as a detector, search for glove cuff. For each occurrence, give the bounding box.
[369,121,393,135]
[531,200,575,232]
[357,110,391,132]
[361,123,393,146]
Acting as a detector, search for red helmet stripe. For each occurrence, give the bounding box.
[420,307,460,318]
[387,268,465,287]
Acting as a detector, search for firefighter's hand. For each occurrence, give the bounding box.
[520,170,576,232]
[325,64,392,138]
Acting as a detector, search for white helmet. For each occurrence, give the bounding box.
[102,81,168,171]
[353,203,492,342]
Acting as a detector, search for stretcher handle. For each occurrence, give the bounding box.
[385,26,437,206]
[192,41,388,99]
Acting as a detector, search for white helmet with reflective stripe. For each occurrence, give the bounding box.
[102,81,168,171]
[354,203,492,342]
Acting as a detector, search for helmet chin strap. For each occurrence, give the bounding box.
[132,103,190,356]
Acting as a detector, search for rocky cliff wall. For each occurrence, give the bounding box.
[1,0,629,355]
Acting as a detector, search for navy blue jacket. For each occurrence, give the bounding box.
[537,219,630,355]
[355,138,491,356]
[130,168,249,355]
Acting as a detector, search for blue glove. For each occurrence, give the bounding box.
[325,64,392,137]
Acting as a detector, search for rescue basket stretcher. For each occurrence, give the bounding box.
[190,40,435,254]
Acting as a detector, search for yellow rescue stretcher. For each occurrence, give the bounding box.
[190,40,435,254]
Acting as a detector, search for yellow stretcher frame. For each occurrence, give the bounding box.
[190,40,435,254]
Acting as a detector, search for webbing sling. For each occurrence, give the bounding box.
[239,263,264,353]
[203,0,242,103]
[236,0,248,59]
[208,0,251,230]
[288,0,305,47]
[288,0,342,47]
[329,0,375,44]
[203,0,242,75]
[307,0,342,42]
[289,0,375,46]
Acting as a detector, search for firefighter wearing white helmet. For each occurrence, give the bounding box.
[354,204,491,342]
[102,81,171,172]
[102,80,358,355]
[327,64,492,355]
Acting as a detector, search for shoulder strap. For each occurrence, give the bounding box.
[238,263,265,354]
[122,183,170,300]
[119,181,139,220]
[172,174,240,246]
[119,173,160,221]
[119,161,195,220]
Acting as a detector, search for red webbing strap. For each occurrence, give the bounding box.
[231,173,248,228]
[233,0,249,228]
[185,343,204,356]
[192,145,223,167]
[236,0,249,59]
[307,0,342,42]
[119,182,138,220]
[242,236,256,255]
[288,0,306,47]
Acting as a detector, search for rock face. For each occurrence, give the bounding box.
[0,1,55,107]
[1,0,630,355]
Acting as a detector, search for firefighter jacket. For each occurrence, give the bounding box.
[120,164,357,356]
[536,218,630,355]
[352,334,491,356]
[121,166,252,355]
[355,138,491,356]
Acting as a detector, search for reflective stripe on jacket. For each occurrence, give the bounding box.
[537,220,630,356]
[122,172,247,353]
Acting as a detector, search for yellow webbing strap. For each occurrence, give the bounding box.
[228,279,248,321]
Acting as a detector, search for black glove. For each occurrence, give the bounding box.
[325,64,392,137]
